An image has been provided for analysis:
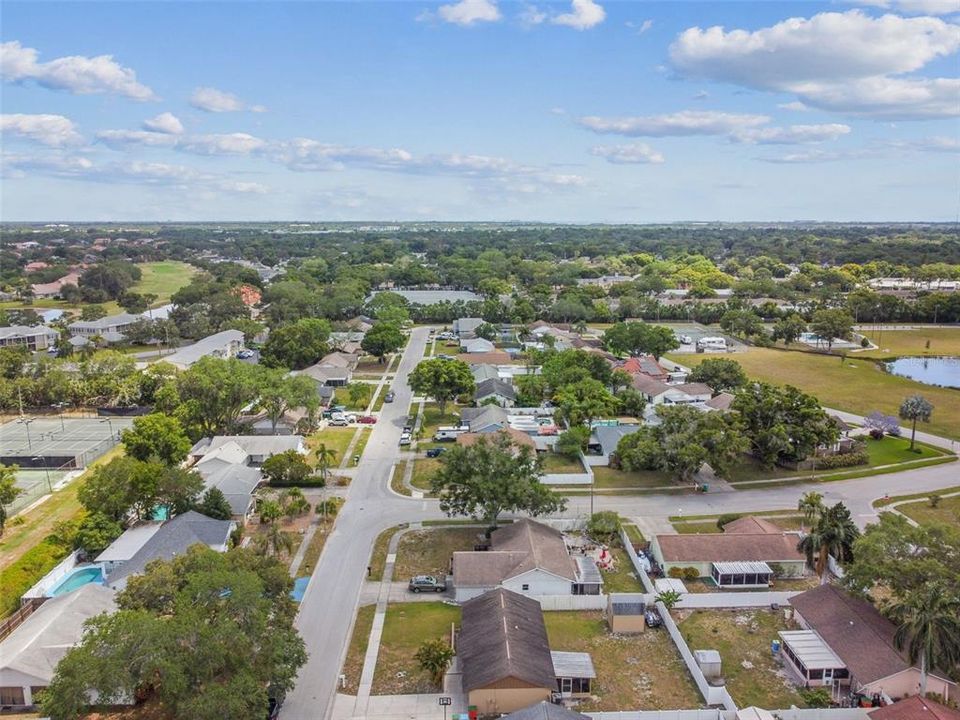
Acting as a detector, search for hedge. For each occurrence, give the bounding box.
[0,538,70,618]
[267,475,327,488]
[810,450,869,470]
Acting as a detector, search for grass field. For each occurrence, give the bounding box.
[592,466,674,489]
[130,261,197,304]
[541,452,585,474]
[896,494,960,530]
[669,347,960,440]
[394,527,479,578]
[306,427,357,468]
[677,609,806,709]
[367,525,403,581]
[545,611,702,710]
[858,328,960,359]
[372,603,460,694]
[600,547,645,592]
[411,457,440,491]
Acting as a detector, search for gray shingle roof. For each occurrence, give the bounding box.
[502,703,591,720]
[475,378,516,402]
[459,589,556,692]
[593,424,641,457]
[107,511,233,587]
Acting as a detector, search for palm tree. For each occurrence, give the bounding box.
[572,320,588,337]
[797,502,859,584]
[254,523,295,559]
[890,583,960,697]
[899,395,934,451]
[315,443,338,482]
[797,491,824,531]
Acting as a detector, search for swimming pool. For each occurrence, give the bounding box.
[290,577,309,602]
[50,566,104,596]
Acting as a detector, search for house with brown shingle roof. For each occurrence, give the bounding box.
[785,585,958,702]
[459,589,595,714]
[649,516,806,585]
[869,696,960,720]
[456,428,535,452]
[452,520,601,602]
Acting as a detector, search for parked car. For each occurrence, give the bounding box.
[399,432,412,446]
[645,609,662,628]
[357,415,377,424]
[329,414,349,427]
[408,575,447,593]
[425,447,446,458]
[384,391,395,403]
[237,349,255,359]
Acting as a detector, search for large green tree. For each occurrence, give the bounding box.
[408,358,475,416]
[121,413,192,465]
[79,457,203,523]
[0,463,25,536]
[810,308,855,351]
[553,378,616,427]
[176,357,263,438]
[889,583,960,697]
[41,545,306,720]
[258,370,317,434]
[602,321,679,359]
[261,318,331,370]
[429,432,566,527]
[731,382,838,469]
[687,358,748,394]
[360,322,405,363]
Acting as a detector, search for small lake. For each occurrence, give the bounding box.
[886,356,960,389]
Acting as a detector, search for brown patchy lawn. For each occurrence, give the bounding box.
[394,527,482,579]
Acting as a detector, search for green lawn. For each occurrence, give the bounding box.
[668,347,960,440]
[541,452,585,474]
[306,427,357,468]
[593,466,674,489]
[673,515,805,534]
[348,428,371,465]
[394,527,479,579]
[373,603,461,694]
[333,385,373,411]
[545,611,702,711]
[601,547,645,592]
[411,457,440,491]
[726,457,804,484]
[863,435,943,464]
[418,402,462,439]
[131,260,198,304]
[896,494,960,530]
[874,485,960,507]
[858,328,960,359]
[368,524,404,581]
[678,609,807,709]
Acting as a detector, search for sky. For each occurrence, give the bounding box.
[1,0,959,223]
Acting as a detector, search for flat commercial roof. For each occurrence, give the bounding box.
[779,630,847,671]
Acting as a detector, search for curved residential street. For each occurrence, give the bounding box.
[282,326,959,720]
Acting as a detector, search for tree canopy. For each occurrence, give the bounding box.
[360,322,405,362]
[408,358,475,415]
[602,321,679,359]
[260,318,331,370]
[121,413,192,465]
[42,545,306,720]
[687,358,748,394]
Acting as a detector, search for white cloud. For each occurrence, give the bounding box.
[669,11,960,118]
[0,41,155,100]
[730,123,852,144]
[577,110,770,136]
[850,0,960,16]
[435,0,501,26]
[626,19,654,35]
[0,113,82,146]
[760,148,877,163]
[890,135,960,152]
[552,0,606,29]
[778,101,810,111]
[591,143,665,164]
[519,4,547,26]
[179,133,268,155]
[142,112,184,135]
[189,86,265,113]
[219,180,269,194]
[97,129,179,148]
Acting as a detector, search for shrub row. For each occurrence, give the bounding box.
[811,450,870,470]
[0,538,70,617]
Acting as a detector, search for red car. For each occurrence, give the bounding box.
[357,415,377,424]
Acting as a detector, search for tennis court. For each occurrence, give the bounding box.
[0,416,135,470]
[9,468,72,515]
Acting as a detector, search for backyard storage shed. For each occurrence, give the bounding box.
[787,584,958,702]
[459,589,557,714]
[607,594,646,634]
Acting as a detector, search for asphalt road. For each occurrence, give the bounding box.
[283,327,959,719]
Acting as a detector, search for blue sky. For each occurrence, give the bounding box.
[2,0,958,222]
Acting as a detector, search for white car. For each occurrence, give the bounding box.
[329,414,349,427]
[399,432,412,446]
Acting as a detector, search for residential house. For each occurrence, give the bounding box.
[454,317,484,338]
[783,584,958,701]
[461,406,510,433]
[501,703,591,720]
[68,312,142,344]
[95,522,163,576]
[705,392,736,411]
[234,284,262,307]
[456,428,536,453]
[620,356,670,381]
[456,351,513,365]
[575,274,635,288]
[632,375,713,407]
[869,696,960,720]
[296,351,359,387]
[0,585,117,709]
[0,325,58,351]
[451,519,603,602]
[344,316,374,333]
[588,425,641,466]
[162,329,245,370]
[649,516,807,583]
[106,511,235,590]
[30,271,81,299]
[475,378,516,407]
[459,589,596,714]
[190,440,264,519]
[471,364,502,383]
[188,435,306,465]
[462,337,496,354]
